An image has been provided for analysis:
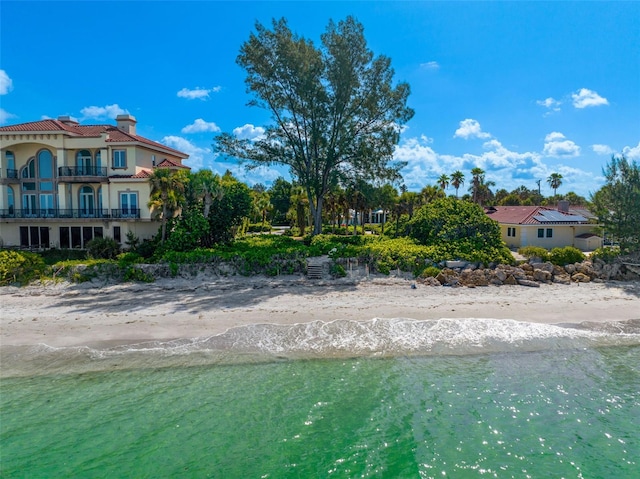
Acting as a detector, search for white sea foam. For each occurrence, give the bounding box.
[3,318,639,377]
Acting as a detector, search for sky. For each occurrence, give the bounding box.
[1,1,639,198]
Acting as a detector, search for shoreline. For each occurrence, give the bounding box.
[2,275,639,349]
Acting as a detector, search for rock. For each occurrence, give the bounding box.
[553,274,572,285]
[571,272,591,283]
[565,264,576,275]
[521,263,534,272]
[533,269,552,282]
[419,276,442,287]
[517,279,540,287]
[494,269,507,282]
[445,260,468,269]
[531,262,554,273]
[504,275,519,285]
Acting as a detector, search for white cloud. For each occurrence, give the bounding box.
[177,87,221,100]
[592,144,614,156]
[420,61,440,70]
[536,97,561,115]
[0,70,13,95]
[0,108,17,125]
[181,118,221,134]
[454,119,491,140]
[80,104,128,121]
[543,131,581,157]
[572,88,609,109]
[233,124,266,141]
[161,135,211,170]
[622,141,640,160]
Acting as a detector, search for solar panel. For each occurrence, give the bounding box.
[533,210,588,222]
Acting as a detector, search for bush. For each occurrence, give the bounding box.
[419,266,441,278]
[40,248,87,265]
[246,223,272,233]
[123,266,155,283]
[0,250,46,286]
[590,246,621,263]
[549,246,585,266]
[518,246,550,262]
[86,237,121,259]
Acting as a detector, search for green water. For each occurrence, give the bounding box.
[2,346,639,478]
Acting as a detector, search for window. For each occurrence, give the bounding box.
[40,194,54,217]
[538,228,544,238]
[79,186,95,217]
[120,192,138,217]
[507,227,516,237]
[60,226,103,248]
[7,187,14,214]
[19,226,49,248]
[76,150,92,174]
[113,150,127,168]
[38,150,53,179]
[151,154,156,166]
[546,228,553,238]
[113,226,121,243]
[6,151,15,177]
[21,159,35,178]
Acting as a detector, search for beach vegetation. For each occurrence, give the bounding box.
[148,168,188,243]
[409,197,513,265]
[549,246,585,266]
[329,262,347,278]
[214,16,413,235]
[419,266,441,278]
[0,250,46,286]
[590,246,621,263]
[123,266,155,283]
[517,246,551,262]
[86,237,121,260]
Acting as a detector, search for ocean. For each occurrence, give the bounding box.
[1,318,639,478]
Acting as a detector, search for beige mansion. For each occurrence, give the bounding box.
[0,115,189,249]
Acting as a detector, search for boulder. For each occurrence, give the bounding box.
[532,269,552,282]
[553,273,572,285]
[504,275,519,285]
[531,262,554,273]
[517,279,541,287]
[565,264,576,275]
[571,272,591,283]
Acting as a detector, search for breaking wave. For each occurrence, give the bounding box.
[3,318,640,377]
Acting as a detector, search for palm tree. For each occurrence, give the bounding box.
[420,184,444,204]
[547,173,563,196]
[254,191,272,228]
[148,168,187,242]
[450,171,465,198]
[470,167,485,204]
[191,169,223,218]
[438,174,450,192]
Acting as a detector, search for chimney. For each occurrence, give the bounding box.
[57,115,79,126]
[116,114,137,135]
[558,200,570,213]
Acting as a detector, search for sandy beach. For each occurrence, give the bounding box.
[2,274,639,348]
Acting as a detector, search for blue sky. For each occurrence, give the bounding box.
[1,1,639,198]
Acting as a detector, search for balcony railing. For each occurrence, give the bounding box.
[57,166,108,177]
[4,169,18,179]
[0,208,141,219]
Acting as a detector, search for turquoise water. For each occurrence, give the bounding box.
[2,319,639,478]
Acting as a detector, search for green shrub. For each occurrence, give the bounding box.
[117,252,144,266]
[419,266,441,278]
[0,250,46,286]
[549,246,585,266]
[590,246,621,263]
[86,237,121,259]
[123,266,155,283]
[246,223,272,233]
[518,246,550,261]
[40,248,87,265]
[329,263,347,278]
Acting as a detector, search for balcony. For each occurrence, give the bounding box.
[57,166,108,182]
[1,169,19,184]
[0,208,141,219]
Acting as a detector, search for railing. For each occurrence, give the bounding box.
[0,208,140,219]
[57,166,108,177]
[4,169,18,179]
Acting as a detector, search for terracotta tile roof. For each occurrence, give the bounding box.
[486,206,590,225]
[155,158,190,169]
[0,119,188,159]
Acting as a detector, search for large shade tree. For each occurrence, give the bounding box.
[591,155,640,252]
[215,16,413,235]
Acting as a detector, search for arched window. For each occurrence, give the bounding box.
[21,158,35,178]
[76,150,92,175]
[79,185,95,217]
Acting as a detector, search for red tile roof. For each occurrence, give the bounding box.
[0,119,188,159]
[155,158,190,169]
[485,206,591,225]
